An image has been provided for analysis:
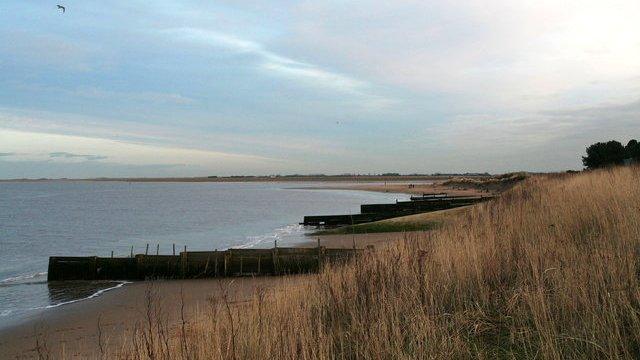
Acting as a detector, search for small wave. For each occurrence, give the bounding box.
[0,280,48,288]
[0,309,13,317]
[39,281,131,310]
[234,224,306,249]
[233,235,269,249]
[0,271,48,284]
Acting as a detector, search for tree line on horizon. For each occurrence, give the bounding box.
[583,139,640,169]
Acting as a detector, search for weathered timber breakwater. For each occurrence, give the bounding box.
[48,246,365,281]
[302,193,493,226]
[48,193,491,282]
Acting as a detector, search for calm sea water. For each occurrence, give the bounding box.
[0,181,407,328]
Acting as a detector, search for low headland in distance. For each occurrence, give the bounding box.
[0,171,510,183]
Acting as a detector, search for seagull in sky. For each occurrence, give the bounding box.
[57,5,66,13]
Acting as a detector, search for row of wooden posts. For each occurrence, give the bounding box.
[111,242,187,258]
[104,238,359,258]
[48,239,366,281]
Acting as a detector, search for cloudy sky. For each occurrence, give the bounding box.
[1,0,639,178]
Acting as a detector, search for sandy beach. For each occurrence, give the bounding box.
[302,180,493,197]
[0,231,412,359]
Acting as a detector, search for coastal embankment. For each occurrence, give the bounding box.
[92,167,640,358]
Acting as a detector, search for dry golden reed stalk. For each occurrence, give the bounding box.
[113,166,640,359]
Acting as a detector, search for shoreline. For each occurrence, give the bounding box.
[0,181,481,358]
[0,175,476,183]
[0,231,414,358]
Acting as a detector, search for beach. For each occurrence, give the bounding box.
[0,181,409,333]
[303,179,501,196]
[0,231,412,358]
[0,179,487,358]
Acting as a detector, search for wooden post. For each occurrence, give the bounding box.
[350,213,357,264]
[352,236,357,265]
[153,246,158,277]
[92,256,98,280]
[173,243,176,256]
[317,238,321,271]
[272,242,278,275]
[214,249,218,277]
[130,246,134,258]
[182,245,188,277]
[111,251,114,258]
[240,256,243,276]
[204,254,210,276]
[156,244,159,256]
[224,251,229,276]
[145,243,149,255]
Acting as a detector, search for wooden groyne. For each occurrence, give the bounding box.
[48,246,365,281]
[302,194,493,227]
[301,213,392,227]
[409,193,489,201]
[360,196,492,214]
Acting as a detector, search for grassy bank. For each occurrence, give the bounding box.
[312,221,437,235]
[107,166,639,359]
[311,206,471,235]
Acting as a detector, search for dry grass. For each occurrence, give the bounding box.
[443,171,528,193]
[108,166,639,359]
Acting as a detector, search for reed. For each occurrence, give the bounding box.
[112,166,640,359]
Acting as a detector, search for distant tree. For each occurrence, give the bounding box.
[626,139,640,160]
[582,140,627,169]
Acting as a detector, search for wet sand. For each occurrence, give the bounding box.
[0,232,411,359]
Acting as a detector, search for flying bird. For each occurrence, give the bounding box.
[57,5,65,13]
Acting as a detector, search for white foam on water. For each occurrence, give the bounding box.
[0,271,48,285]
[234,224,306,249]
[36,281,131,310]
[0,275,130,320]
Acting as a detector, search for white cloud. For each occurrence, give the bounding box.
[48,152,108,162]
[286,0,640,109]
[0,128,286,175]
[0,107,350,158]
[162,27,392,108]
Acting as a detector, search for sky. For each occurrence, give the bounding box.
[1,0,639,178]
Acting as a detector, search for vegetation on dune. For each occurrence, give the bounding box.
[583,139,639,169]
[442,171,528,193]
[311,220,439,235]
[104,166,639,359]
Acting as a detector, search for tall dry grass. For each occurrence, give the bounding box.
[113,166,640,359]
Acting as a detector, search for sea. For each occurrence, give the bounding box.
[0,181,408,328]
